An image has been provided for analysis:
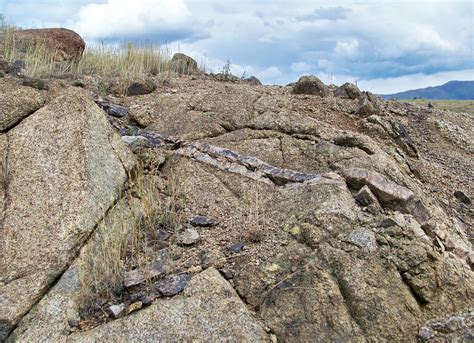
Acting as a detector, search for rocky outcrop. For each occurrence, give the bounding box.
[356,91,382,117]
[0,88,134,340]
[292,75,329,96]
[170,53,199,75]
[2,72,473,342]
[334,82,361,99]
[0,28,85,62]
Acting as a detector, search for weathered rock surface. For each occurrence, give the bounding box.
[0,28,85,62]
[7,198,143,342]
[0,78,45,132]
[67,268,269,342]
[0,88,134,340]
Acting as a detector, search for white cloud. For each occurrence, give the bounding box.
[256,66,282,79]
[72,0,203,41]
[290,62,311,73]
[334,39,359,56]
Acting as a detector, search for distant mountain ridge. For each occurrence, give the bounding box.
[381,80,474,100]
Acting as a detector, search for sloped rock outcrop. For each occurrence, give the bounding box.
[0,88,134,340]
[2,72,473,342]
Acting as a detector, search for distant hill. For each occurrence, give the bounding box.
[381,80,474,100]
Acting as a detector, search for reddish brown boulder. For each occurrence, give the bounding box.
[1,28,85,62]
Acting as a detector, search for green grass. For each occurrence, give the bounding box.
[397,99,474,116]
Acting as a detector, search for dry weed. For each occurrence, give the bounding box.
[78,157,187,314]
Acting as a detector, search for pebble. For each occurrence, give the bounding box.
[127,301,143,315]
[109,303,126,319]
[121,135,147,145]
[228,242,245,253]
[177,228,200,245]
[220,268,234,279]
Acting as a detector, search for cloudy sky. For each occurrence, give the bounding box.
[1,0,472,93]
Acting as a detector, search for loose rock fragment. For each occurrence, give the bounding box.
[190,215,218,227]
[157,273,192,296]
[228,242,245,253]
[355,185,380,207]
[454,191,471,205]
[334,82,361,99]
[127,80,156,96]
[177,228,200,245]
[127,301,143,315]
[109,304,126,319]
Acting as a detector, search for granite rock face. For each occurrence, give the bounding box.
[0,88,134,340]
[2,72,473,342]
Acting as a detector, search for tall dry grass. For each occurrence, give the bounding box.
[1,28,171,92]
[78,158,186,314]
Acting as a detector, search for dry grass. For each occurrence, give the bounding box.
[78,158,185,315]
[242,182,269,243]
[77,43,171,93]
[1,28,171,93]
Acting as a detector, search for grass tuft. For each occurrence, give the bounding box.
[78,158,185,318]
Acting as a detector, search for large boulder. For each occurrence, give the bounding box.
[126,79,157,96]
[170,53,199,75]
[246,76,262,86]
[356,91,383,117]
[334,82,361,99]
[0,28,85,62]
[0,88,134,340]
[292,75,329,96]
[0,78,45,132]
